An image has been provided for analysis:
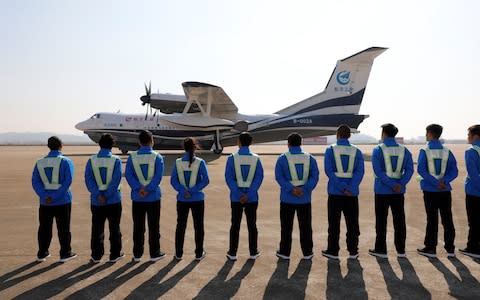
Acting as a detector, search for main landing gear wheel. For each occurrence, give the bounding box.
[211,130,223,154]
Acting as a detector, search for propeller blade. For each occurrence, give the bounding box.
[148,81,151,96]
[144,82,149,96]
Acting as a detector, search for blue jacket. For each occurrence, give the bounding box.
[85,148,122,206]
[225,146,264,202]
[465,141,480,196]
[171,153,209,202]
[125,146,164,202]
[417,140,458,192]
[32,150,74,206]
[324,139,364,196]
[275,146,319,204]
[372,138,414,194]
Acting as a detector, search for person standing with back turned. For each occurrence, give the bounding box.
[368,124,414,259]
[32,136,77,262]
[125,130,166,262]
[85,133,124,263]
[225,132,264,261]
[322,124,364,260]
[171,137,210,261]
[275,132,319,260]
[459,125,480,259]
[417,124,458,258]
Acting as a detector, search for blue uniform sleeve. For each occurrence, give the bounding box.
[189,160,210,193]
[350,149,364,190]
[125,156,142,190]
[304,155,319,192]
[324,147,348,191]
[247,158,264,199]
[32,164,47,199]
[104,158,122,198]
[399,149,414,186]
[372,146,397,189]
[170,162,185,193]
[275,155,295,193]
[225,155,241,197]
[417,149,440,187]
[51,158,73,200]
[466,149,480,187]
[84,159,101,199]
[145,154,164,192]
[443,151,458,184]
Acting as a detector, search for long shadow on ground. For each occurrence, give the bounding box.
[263,259,312,300]
[326,259,367,299]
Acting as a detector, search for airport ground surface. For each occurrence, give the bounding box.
[1,144,479,299]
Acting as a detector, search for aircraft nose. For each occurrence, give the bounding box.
[75,121,85,131]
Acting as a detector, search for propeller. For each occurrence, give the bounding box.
[142,81,152,120]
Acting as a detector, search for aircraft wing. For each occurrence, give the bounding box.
[182,82,238,120]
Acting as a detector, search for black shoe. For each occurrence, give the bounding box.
[109,252,125,263]
[60,252,77,262]
[368,249,388,259]
[417,247,437,258]
[321,250,339,260]
[36,253,51,262]
[275,250,290,260]
[195,251,206,261]
[459,248,480,259]
[150,252,166,262]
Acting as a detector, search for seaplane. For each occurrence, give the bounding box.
[75,47,387,154]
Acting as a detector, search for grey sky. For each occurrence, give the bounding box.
[1,0,478,139]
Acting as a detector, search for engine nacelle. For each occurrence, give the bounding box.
[232,120,249,132]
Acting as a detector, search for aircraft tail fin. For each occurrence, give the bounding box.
[275,47,387,116]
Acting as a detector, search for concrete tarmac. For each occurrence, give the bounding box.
[0,144,479,299]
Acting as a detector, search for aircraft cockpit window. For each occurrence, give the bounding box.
[90,114,101,119]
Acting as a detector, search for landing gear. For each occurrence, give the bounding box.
[211,130,223,154]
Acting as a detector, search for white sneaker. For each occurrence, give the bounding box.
[90,257,101,264]
[368,249,388,259]
[132,256,141,263]
[109,253,125,263]
[321,250,339,260]
[174,255,183,261]
[150,252,166,262]
[249,252,261,260]
[348,253,359,260]
[226,254,237,261]
[447,251,456,258]
[397,253,407,258]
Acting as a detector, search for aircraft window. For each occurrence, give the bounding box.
[90,114,101,119]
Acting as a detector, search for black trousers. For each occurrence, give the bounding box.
[229,202,258,256]
[132,200,161,258]
[91,202,122,260]
[466,194,480,251]
[327,195,360,255]
[374,194,406,253]
[175,201,204,257]
[423,191,455,252]
[37,203,72,258]
[279,202,313,256]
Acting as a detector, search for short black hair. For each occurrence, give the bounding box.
[381,123,398,138]
[468,125,480,138]
[426,124,443,139]
[287,133,302,147]
[337,124,351,139]
[99,133,115,149]
[139,130,153,146]
[239,132,253,147]
[47,136,62,150]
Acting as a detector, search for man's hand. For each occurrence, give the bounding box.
[393,184,402,193]
[240,194,248,204]
[292,187,304,197]
[45,196,53,204]
[184,191,191,199]
[343,188,352,197]
[438,180,447,190]
[139,187,149,198]
[97,194,106,205]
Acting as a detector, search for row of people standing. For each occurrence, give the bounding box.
[31,123,480,264]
